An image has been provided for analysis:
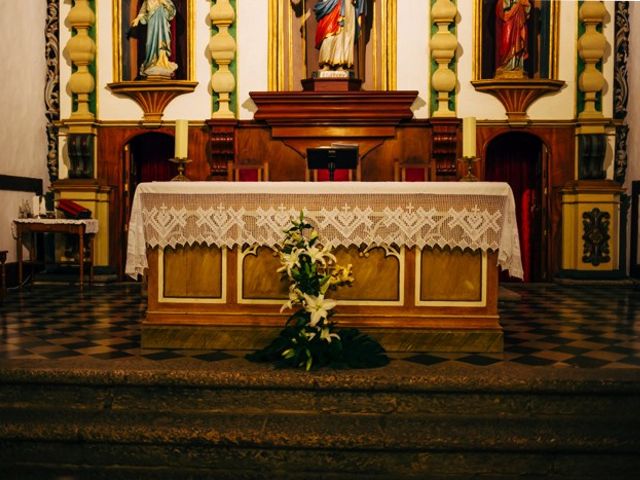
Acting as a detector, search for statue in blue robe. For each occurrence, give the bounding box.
[131,0,178,78]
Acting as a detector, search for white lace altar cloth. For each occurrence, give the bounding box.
[12,218,100,235]
[126,182,523,279]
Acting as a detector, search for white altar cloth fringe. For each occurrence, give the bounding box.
[126,182,523,279]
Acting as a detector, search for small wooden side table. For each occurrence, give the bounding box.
[13,219,98,291]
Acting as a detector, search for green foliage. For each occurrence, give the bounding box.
[246,212,389,371]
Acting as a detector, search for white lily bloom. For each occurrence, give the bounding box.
[319,327,340,343]
[277,248,302,277]
[305,245,336,266]
[303,330,317,341]
[303,293,337,327]
[280,286,303,312]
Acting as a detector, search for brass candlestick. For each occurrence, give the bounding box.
[169,157,192,181]
[459,156,479,182]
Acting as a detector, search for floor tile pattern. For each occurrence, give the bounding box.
[1,282,639,369]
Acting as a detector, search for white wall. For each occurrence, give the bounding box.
[0,3,48,263]
[237,0,269,120]
[397,0,430,118]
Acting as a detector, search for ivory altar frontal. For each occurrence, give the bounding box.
[127,182,523,353]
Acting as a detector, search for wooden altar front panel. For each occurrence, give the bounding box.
[143,244,501,353]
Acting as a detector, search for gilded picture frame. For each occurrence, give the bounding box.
[112,0,195,82]
[473,0,560,81]
[268,0,396,91]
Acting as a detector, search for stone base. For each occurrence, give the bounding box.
[141,324,503,353]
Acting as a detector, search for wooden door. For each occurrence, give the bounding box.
[485,132,547,282]
[121,132,176,276]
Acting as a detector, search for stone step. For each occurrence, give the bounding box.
[1,361,639,479]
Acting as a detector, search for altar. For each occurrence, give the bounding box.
[127,182,522,353]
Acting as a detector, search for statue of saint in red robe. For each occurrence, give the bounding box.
[495,0,531,78]
[314,0,367,72]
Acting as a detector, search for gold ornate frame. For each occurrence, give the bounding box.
[268,0,396,91]
[112,0,195,82]
[472,0,560,81]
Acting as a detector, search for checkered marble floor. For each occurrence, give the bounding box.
[1,282,639,369]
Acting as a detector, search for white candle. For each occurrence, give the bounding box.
[174,120,189,159]
[462,117,476,158]
[31,196,40,217]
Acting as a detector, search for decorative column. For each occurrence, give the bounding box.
[207,0,238,180]
[430,0,457,118]
[66,0,96,121]
[209,0,237,119]
[577,1,607,121]
[56,1,112,268]
[63,0,97,180]
[560,2,624,280]
[613,1,630,185]
[613,1,630,273]
[575,0,608,181]
[429,0,459,181]
[45,0,60,182]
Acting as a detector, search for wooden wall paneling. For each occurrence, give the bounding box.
[97,125,210,277]
[236,124,308,181]
[206,120,237,179]
[430,118,460,181]
[363,122,432,181]
[236,122,432,183]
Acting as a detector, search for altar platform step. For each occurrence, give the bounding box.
[1,359,639,479]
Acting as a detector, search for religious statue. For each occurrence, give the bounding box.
[131,0,178,78]
[314,0,367,74]
[494,0,531,79]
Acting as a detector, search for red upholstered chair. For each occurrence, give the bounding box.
[228,161,269,182]
[394,160,432,182]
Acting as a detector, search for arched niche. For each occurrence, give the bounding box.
[268,0,395,91]
[471,0,564,121]
[113,0,194,81]
[474,0,560,81]
[108,0,198,125]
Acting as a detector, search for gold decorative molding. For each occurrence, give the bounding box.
[471,79,565,123]
[473,0,560,81]
[112,0,195,82]
[107,80,198,126]
[268,1,394,91]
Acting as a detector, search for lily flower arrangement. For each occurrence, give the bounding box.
[247,213,389,370]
